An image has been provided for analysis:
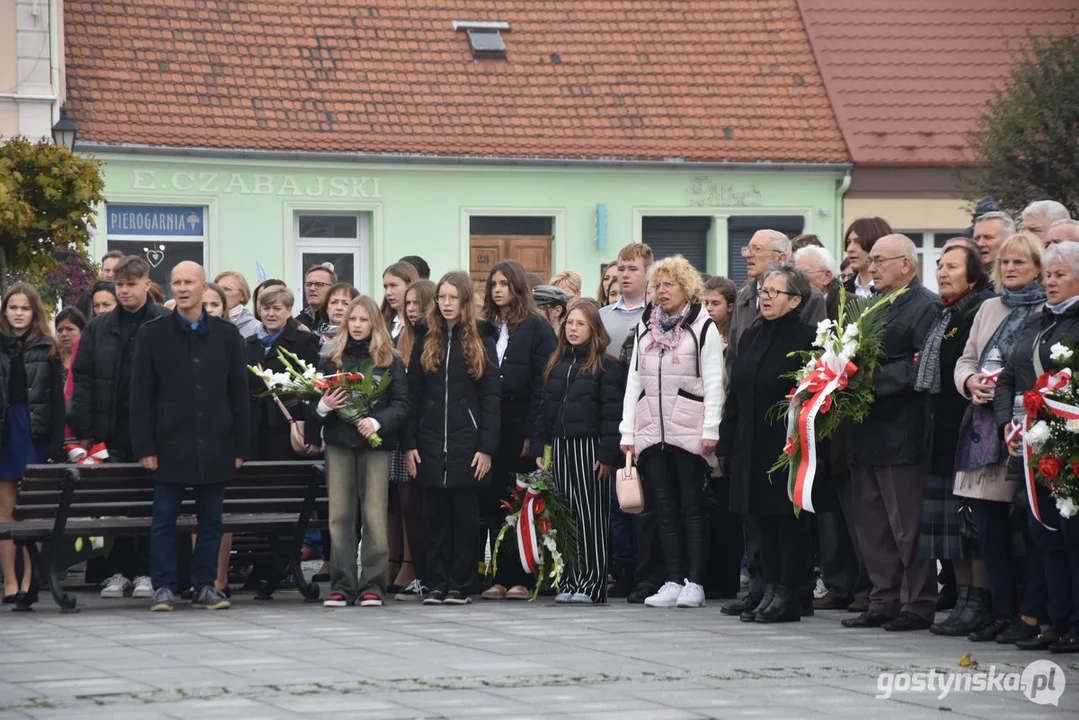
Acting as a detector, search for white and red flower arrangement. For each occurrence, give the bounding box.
[249,347,390,446]
[770,288,903,513]
[489,467,576,601]
[1013,341,1079,524]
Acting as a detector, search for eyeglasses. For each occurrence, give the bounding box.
[304,281,332,290]
[655,281,676,291]
[866,256,903,268]
[757,287,797,299]
[741,245,777,257]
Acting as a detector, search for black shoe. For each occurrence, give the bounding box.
[721,591,762,616]
[740,585,775,623]
[1049,633,1079,653]
[883,611,932,632]
[2,593,17,604]
[934,587,991,636]
[997,619,1041,644]
[841,609,895,629]
[930,585,970,635]
[1016,631,1061,650]
[756,585,800,623]
[422,590,445,605]
[443,590,471,605]
[969,617,1010,642]
[627,585,657,604]
[799,588,814,618]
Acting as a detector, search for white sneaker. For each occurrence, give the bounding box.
[676,579,706,608]
[644,581,683,608]
[100,574,131,599]
[131,576,154,599]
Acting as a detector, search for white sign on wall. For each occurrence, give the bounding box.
[130,169,381,199]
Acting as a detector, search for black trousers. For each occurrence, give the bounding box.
[818,471,870,599]
[705,474,745,598]
[424,486,479,595]
[756,512,809,589]
[639,447,708,585]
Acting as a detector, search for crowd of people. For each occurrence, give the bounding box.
[0,199,1078,654]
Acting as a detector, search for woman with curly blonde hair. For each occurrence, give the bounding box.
[403,271,500,605]
[619,255,723,609]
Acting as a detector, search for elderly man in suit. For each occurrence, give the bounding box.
[132,261,250,612]
[842,234,941,632]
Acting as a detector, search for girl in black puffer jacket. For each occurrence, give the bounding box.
[308,296,409,608]
[479,260,557,599]
[0,283,64,603]
[403,271,500,605]
[533,299,625,604]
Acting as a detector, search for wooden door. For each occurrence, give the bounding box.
[469,234,552,283]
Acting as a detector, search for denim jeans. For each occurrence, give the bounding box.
[150,482,224,593]
[325,445,390,601]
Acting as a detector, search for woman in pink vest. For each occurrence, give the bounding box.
[619,256,724,609]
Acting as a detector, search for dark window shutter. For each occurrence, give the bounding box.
[642,216,711,271]
[726,216,806,286]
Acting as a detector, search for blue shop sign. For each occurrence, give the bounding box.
[107,205,204,236]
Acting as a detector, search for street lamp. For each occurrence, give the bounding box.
[51,106,77,149]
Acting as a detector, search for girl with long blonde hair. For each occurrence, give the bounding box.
[310,295,409,608]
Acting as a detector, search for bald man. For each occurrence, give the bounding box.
[132,261,250,612]
[842,234,941,632]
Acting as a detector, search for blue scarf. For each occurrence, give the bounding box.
[258,326,285,356]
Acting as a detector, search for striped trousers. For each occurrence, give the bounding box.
[552,437,610,603]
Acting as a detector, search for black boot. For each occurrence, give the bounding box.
[934,587,990,637]
[608,568,633,599]
[722,590,762,616]
[800,586,815,617]
[930,585,970,635]
[969,617,1010,642]
[740,584,774,622]
[756,585,800,623]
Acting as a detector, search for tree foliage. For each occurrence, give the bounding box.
[0,137,105,287]
[962,33,1079,218]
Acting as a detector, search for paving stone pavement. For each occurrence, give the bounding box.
[1,589,1076,719]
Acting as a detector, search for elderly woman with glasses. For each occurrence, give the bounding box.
[718,263,816,623]
[995,241,1079,653]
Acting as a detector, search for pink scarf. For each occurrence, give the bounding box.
[644,305,685,366]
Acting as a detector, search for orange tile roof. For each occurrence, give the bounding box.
[64,1,848,164]
[798,0,1079,167]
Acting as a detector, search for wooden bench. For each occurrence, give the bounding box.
[2,461,325,612]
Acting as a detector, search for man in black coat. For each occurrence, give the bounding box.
[843,234,941,632]
[69,255,170,599]
[132,261,250,612]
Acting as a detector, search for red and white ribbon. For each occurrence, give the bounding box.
[514,478,542,573]
[980,366,1002,386]
[1020,378,1079,531]
[785,351,857,513]
[65,442,109,465]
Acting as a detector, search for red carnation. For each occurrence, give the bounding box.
[1039,456,1064,481]
[1024,390,1046,417]
[500,500,514,511]
[532,498,547,515]
[537,516,552,534]
[1071,460,1079,479]
[347,373,363,381]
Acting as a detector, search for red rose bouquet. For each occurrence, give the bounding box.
[250,347,391,446]
[1017,341,1079,524]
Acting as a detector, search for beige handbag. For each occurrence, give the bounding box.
[615,451,644,514]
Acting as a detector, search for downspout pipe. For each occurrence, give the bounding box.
[835,170,852,253]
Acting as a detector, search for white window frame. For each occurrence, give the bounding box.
[293,211,370,295]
